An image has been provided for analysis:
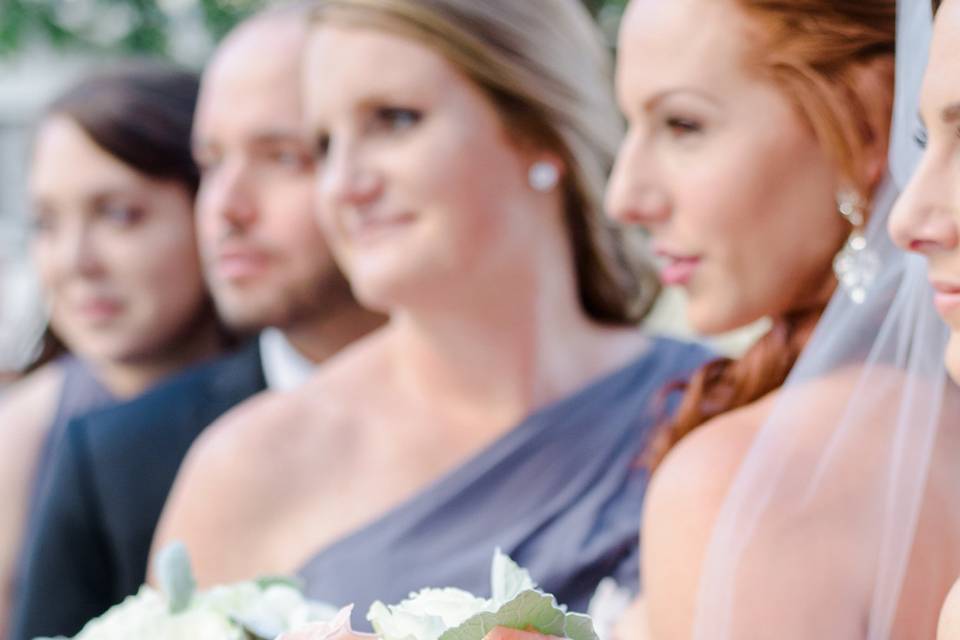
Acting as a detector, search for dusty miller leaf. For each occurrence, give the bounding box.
[154,542,196,614]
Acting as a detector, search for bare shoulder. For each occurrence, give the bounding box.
[0,362,64,458]
[153,330,392,584]
[648,367,880,528]
[0,362,63,435]
[177,327,393,481]
[649,364,881,507]
[647,396,771,521]
[0,363,65,603]
[153,386,333,584]
[644,365,882,558]
[643,367,906,638]
[641,395,774,639]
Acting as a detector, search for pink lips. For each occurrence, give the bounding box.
[931,280,960,319]
[654,248,702,286]
[344,212,416,245]
[74,297,123,324]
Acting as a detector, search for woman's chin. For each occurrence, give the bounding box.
[687,300,751,337]
[347,273,431,315]
[938,577,960,639]
[946,333,960,386]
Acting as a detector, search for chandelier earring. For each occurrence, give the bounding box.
[832,189,880,304]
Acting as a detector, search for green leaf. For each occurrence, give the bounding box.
[438,590,600,640]
[254,575,305,592]
[154,541,196,614]
[439,590,566,640]
[563,613,600,640]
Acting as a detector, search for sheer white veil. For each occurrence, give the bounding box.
[691,0,960,637]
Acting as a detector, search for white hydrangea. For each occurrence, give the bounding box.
[367,588,489,640]
[60,581,336,640]
[364,549,597,640]
[67,585,245,640]
[37,544,337,640]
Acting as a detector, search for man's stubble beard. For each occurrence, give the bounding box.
[211,265,358,335]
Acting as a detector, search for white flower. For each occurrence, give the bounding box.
[366,548,538,639]
[368,588,490,640]
[70,586,244,640]
[490,551,537,606]
[586,579,633,640]
[47,544,336,640]
[363,550,599,640]
[63,581,336,640]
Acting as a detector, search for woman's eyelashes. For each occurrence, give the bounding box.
[311,106,424,160]
[29,200,144,236]
[665,115,704,138]
[97,201,145,228]
[914,124,929,149]
[373,106,423,132]
[911,124,960,152]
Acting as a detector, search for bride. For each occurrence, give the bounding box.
[889,0,960,637]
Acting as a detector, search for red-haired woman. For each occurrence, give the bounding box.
[603,0,934,638]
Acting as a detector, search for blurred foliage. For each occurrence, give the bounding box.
[0,0,630,60]
[0,0,265,60]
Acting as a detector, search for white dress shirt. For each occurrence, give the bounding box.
[258,327,315,392]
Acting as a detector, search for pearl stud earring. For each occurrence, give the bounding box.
[528,161,560,193]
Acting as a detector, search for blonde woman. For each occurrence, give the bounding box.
[153,0,710,630]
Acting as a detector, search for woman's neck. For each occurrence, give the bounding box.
[386,254,646,431]
[91,319,224,399]
[280,292,386,366]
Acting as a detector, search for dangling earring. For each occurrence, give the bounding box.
[832,189,880,304]
[528,161,559,193]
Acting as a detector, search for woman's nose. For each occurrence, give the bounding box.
[605,134,670,228]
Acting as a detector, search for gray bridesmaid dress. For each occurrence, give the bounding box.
[298,337,712,630]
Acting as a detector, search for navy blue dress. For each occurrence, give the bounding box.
[24,355,115,540]
[298,337,711,630]
[10,343,265,640]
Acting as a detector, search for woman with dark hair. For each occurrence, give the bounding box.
[0,63,224,632]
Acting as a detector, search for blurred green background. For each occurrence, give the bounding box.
[0,0,766,373]
[0,0,630,61]
[0,0,631,374]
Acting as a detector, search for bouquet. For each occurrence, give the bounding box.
[34,543,338,640]
[278,549,599,640]
[38,546,602,640]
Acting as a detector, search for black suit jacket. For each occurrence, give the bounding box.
[10,341,265,640]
